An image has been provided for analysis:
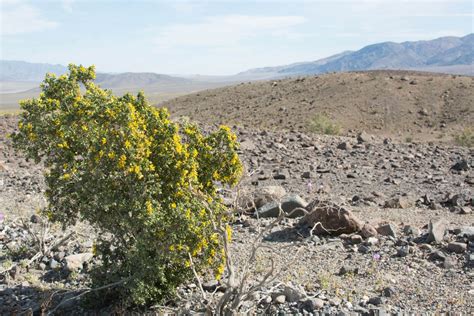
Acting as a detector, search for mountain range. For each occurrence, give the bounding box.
[240,34,473,77]
[1,33,472,110]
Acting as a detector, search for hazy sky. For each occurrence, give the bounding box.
[1,0,472,75]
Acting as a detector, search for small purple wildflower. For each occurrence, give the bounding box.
[307,181,313,193]
[372,252,381,261]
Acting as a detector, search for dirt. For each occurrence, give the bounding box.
[163,70,474,143]
[0,71,473,314]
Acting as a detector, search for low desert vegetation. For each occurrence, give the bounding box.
[308,113,341,135]
[453,127,474,148]
[12,64,244,307]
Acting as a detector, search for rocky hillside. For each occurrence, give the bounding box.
[241,34,474,77]
[164,70,474,142]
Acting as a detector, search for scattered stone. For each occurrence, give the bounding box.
[429,250,447,261]
[457,226,474,241]
[64,253,93,271]
[397,246,410,257]
[253,186,287,209]
[460,207,472,214]
[384,196,415,209]
[357,132,372,143]
[329,297,342,306]
[202,280,218,292]
[446,242,467,254]
[443,256,457,269]
[301,171,311,179]
[302,297,325,310]
[360,224,378,238]
[337,142,352,150]
[299,200,363,235]
[274,295,286,304]
[365,237,379,246]
[339,265,358,276]
[256,195,307,218]
[368,296,384,306]
[377,223,397,238]
[426,219,446,244]
[382,287,396,297]
[350,234,363,244]
[451,160,469,172]
[273,169,290,180]
[403,225,420,236]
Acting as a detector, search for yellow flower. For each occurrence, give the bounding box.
[62,173,71,180]
[118,154,127,168]
[170,202,177,209]
[146,200,153,215]
[124,140,131,149]
[101,137,107,144]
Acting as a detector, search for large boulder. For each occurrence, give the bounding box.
[254,186,287,209]
[256,195,307,218]
[64,253,93,271]
[298,200,363,235]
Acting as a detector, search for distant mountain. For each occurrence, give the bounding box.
[95,72,192,89]
[0,60,67,81]
[241,34,474,76]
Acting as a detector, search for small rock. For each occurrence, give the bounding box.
[460,207,472,214]
[403,225,420,236]
[64,253,93,271]
[443,256,457,269]
[377,223,397,238]
[426,219,446,244]
[273,170,290,180]
[446,242,467,254]
[368,296,384,306]
[302,297,325,310]
[397,246,409,257]
[274,295,286,304]
[339,266,358,276]
[365,237,379,246]
[429,250,446,261]
[329,297,342,306]
[384,196,415,209]
[202,280,218,292]
[49,259,60,270]
[350,234,363,244]
[30,214,41,224]
[382,287,396,297]
[360,224,378,238]
[451,160,469,172]
[357,132,372,143]
[301,171,311,179]
[257,195,307,218]
[337,142,352,150]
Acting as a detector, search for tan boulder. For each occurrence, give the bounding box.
[298,199,363,235]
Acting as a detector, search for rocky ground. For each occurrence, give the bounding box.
[0,113,473,315]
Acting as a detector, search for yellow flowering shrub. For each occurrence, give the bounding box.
[12,64,243,306]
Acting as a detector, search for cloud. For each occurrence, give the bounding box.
[1,0,58,35]
[61,0,75,13]
[152,15,307,50]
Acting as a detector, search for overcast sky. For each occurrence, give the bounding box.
[1,0,472,75]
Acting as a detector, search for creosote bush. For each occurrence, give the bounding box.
[308,113,341,135]
[12,64,243,306]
